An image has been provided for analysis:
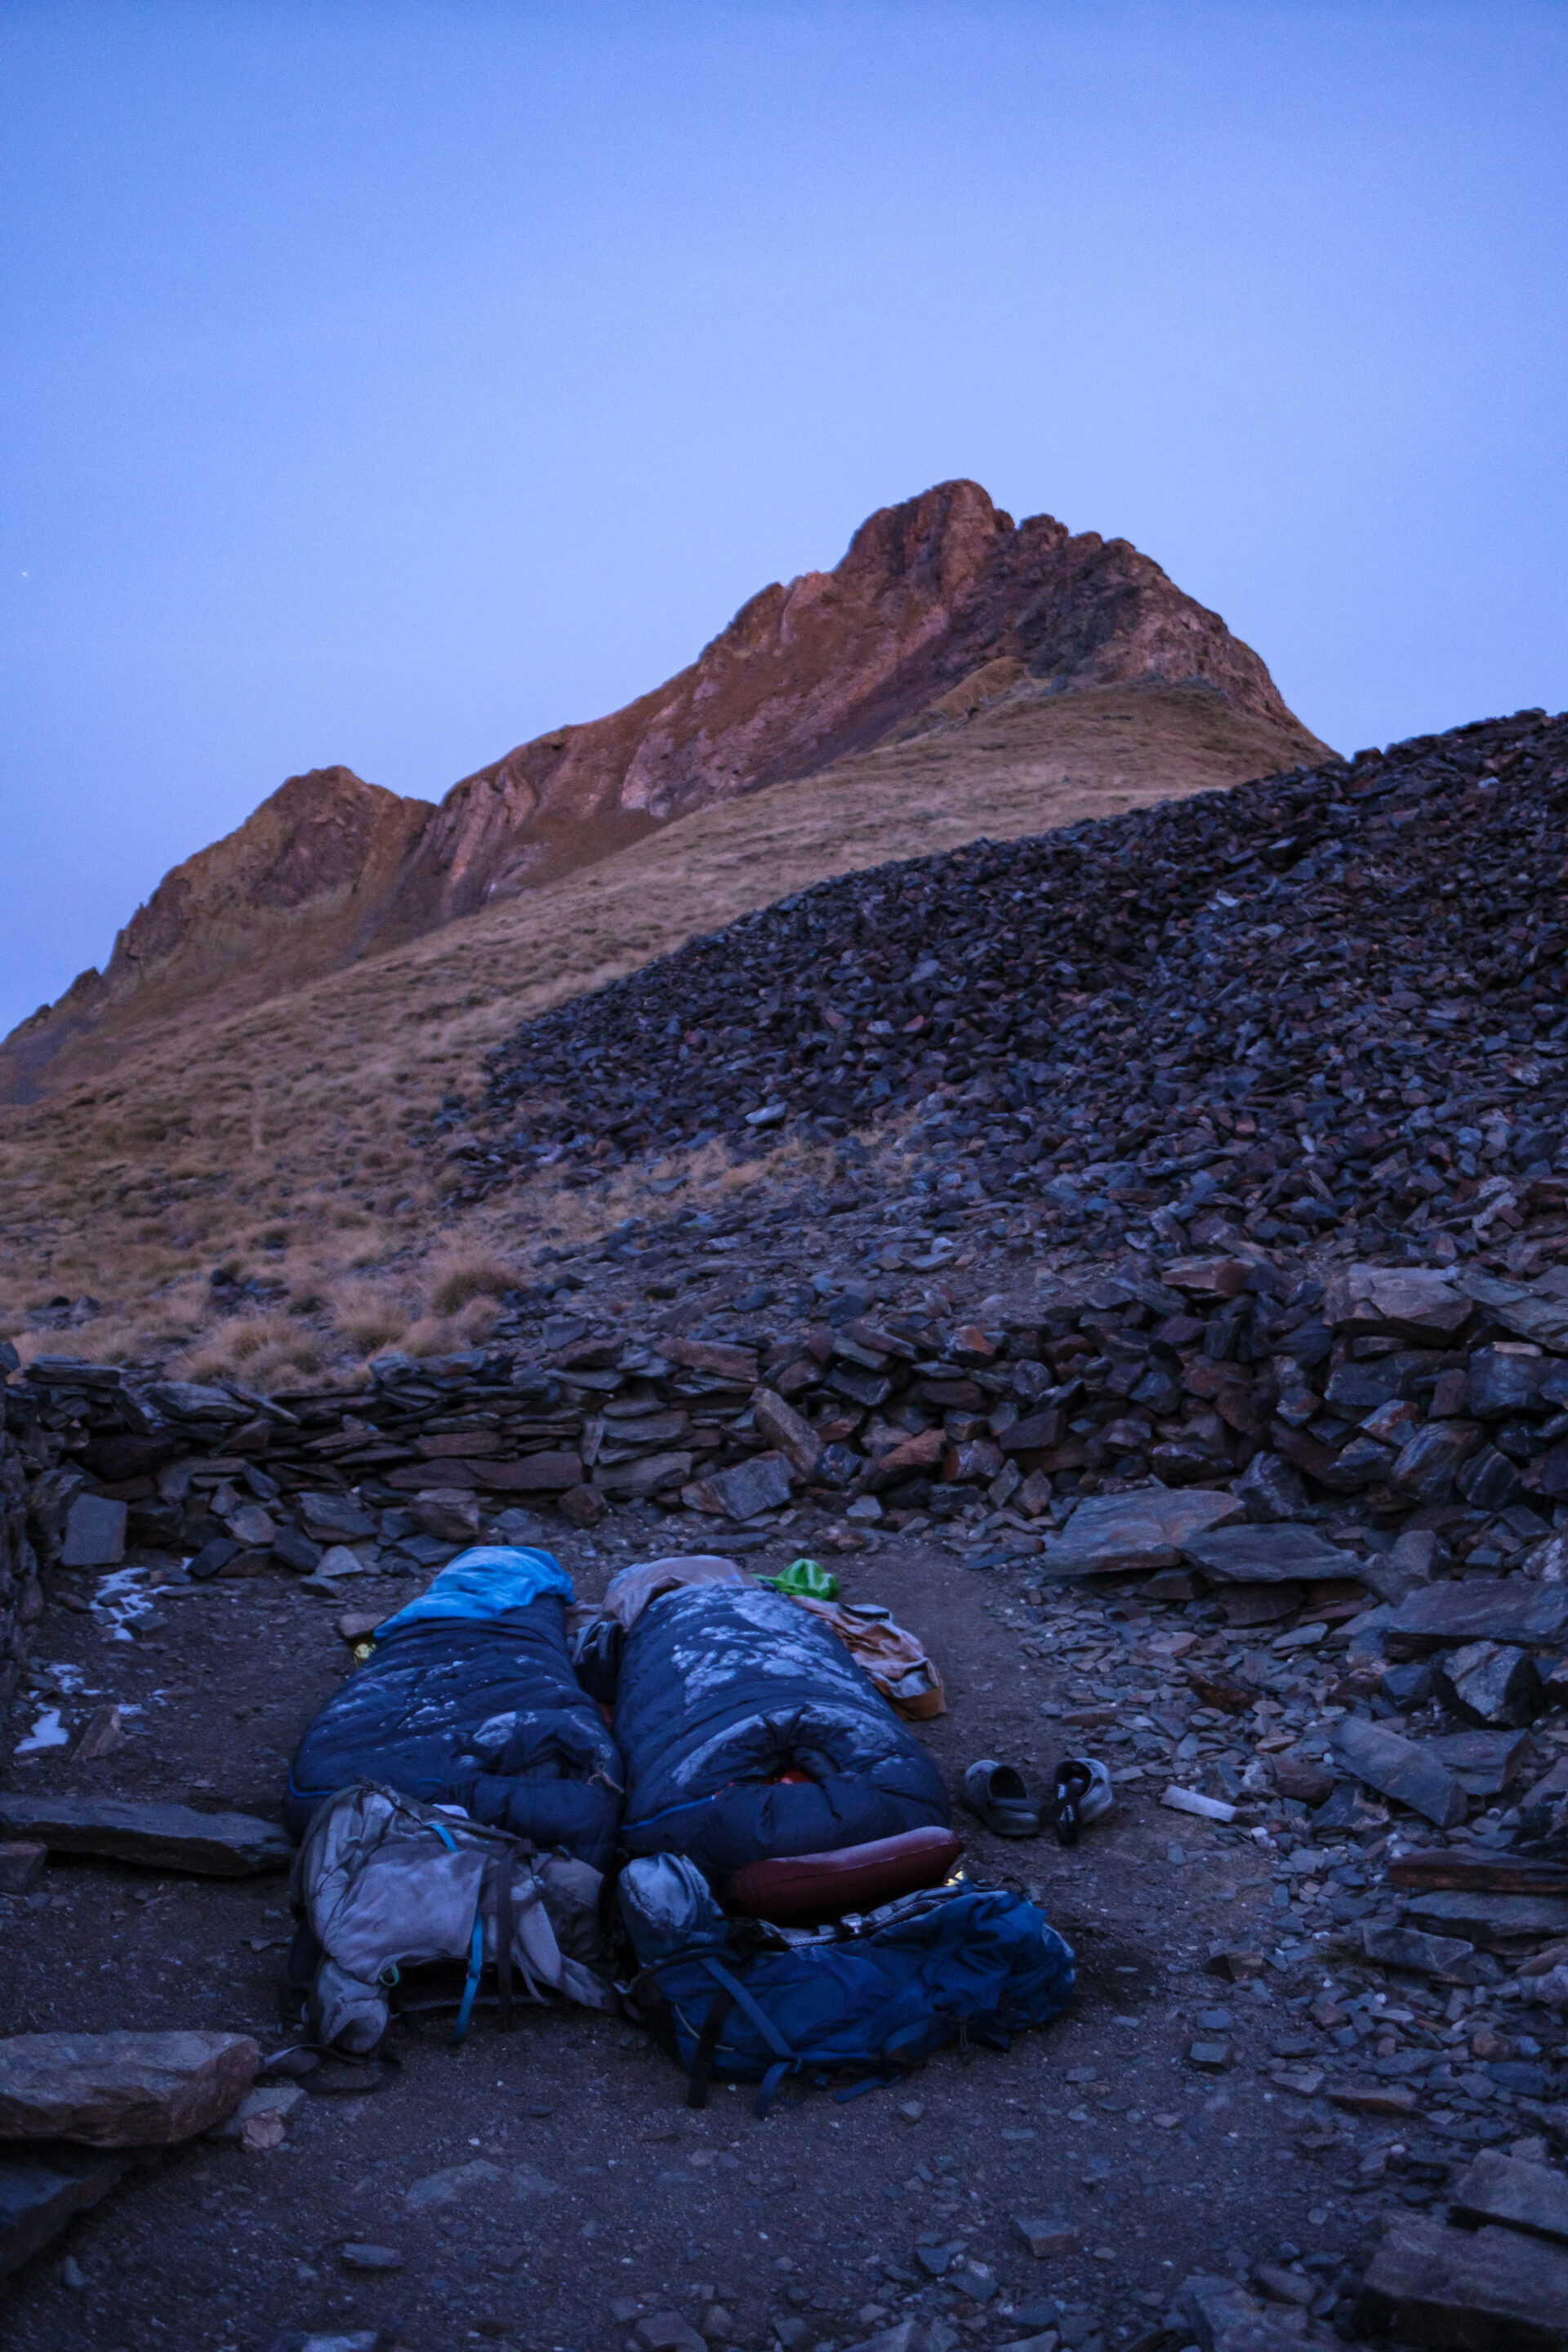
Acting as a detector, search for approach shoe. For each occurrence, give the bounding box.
[961,1759,1040,1838]
[1051,1756,1114,1847]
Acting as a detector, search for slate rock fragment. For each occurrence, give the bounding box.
[1356,2212,1568,2351]
[0,2143,130,2277]
[1450,2149,1568,2245]
[1383,1581,1568,1655]
[60,1494,127,1569]
[0,2030,260,2146]
[1330,1717,1467,1828]
[0,1794,292,1876]
[1435,1641,1544,1728]
[1178,1523,1356,1584]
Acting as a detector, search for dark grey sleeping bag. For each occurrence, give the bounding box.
[613,1578,949,1881]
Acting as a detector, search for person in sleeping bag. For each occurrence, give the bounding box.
[604,1555,950,1882]
[284,1546,623,1872]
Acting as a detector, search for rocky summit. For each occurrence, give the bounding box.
[1,479,1325,1098]
[395,476,1316,930]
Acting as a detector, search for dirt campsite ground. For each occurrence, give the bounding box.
[2,1510,1391,2352]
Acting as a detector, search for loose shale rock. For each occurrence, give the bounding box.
[0,2031,260,2147]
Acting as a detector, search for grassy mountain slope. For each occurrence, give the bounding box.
[0,679,1331,1379]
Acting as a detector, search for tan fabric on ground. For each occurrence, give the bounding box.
[791,1598,947,1721]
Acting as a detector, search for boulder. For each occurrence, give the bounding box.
[60,1494,127,1569]
[0,2030,261,2146]
[1357,2213,1568,2350]
[1040,1486,1243,1578]
[0,2144,129,2276]
[0,1794,292,1876]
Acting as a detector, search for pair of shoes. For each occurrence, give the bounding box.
[1051,1757,1114,1847]
[961,1755,1115,1841]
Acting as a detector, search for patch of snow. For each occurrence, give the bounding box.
[93,1566,154,1642]
[42,1660,95,1696]
[15,1708,69,1756]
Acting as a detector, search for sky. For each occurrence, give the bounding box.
[3,1,1566,1040]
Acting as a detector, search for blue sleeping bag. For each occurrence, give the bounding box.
[612,1577,950,1881]
[284,1548,623,1872]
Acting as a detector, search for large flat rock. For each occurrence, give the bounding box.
[1325,1263,1472,1343]
[1178,1523,1358,1584]
[1401,1889,1568,1947]
[0,1794,292,1876]
[1331,1717,1467,1829]
[0,2143,130,2275]
[1388,1849,1568,1896]
[1383,1581,1568,1655]
[1039,1487,1243,1579]
[1451,2149,1568,2247]
[0,2030,260,2147]
[1357,2214,1568,2351]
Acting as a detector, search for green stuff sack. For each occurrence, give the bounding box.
[762,1557,840,1601]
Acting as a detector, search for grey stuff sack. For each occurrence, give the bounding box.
[289,1780,615,2053]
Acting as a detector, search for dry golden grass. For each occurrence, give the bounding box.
[425,1246,521,1317]
[0,680,1331,1375]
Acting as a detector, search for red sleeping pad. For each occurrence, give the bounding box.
[725,1824,965,1922]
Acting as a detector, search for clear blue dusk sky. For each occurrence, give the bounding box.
[3,2,1566,1038]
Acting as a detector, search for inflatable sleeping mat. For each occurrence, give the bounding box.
[609,1566,951,1883]
[284,1547,623,1872]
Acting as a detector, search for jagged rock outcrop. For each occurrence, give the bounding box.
[385,479,1320,934]
[1,768,433,1099]
[3,480,1328,1097]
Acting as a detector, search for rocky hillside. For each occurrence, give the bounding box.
[2,480,1329,1100]
[474,702,1568,1258]
[0,768,433,1103]
[0,678,1321,1376]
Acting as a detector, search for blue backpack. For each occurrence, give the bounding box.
[621,1858,1076,2116]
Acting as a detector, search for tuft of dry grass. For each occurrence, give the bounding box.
[403,1298,501,1358]
[425,1247,520,1317]
[323,1278,410,1356]
[175,1313,329,1387]
[0,680,1331,1359]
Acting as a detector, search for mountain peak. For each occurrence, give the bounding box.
[2,480,1327,1098]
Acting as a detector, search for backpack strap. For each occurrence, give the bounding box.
[685,1981,737,2110]
[491,1855,514,2034]
[696,1956,804,2119]
[425,1816,485,2049]
[451,1909,484,2047]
